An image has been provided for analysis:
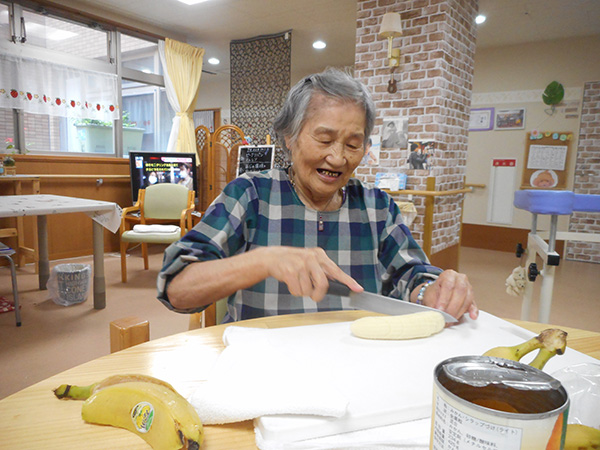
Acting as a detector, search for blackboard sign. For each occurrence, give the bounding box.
[236,145,275,177]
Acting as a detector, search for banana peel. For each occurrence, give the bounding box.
[54,373,176,400]
[483,328,567,370]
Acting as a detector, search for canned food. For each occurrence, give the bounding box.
[430,356,569,450]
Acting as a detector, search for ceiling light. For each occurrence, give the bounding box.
[475,15,486,24]
[312,40,326,50]
[177,0,211,5]
[208,57,220,65]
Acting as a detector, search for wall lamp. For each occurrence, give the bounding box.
[379,12,403,93]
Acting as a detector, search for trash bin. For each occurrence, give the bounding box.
[47,263,91,306]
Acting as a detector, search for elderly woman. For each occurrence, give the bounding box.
[157,68,478,323]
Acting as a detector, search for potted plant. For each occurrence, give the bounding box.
[74,111,145,154]
[3,155,16,175]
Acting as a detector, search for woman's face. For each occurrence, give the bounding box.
[286,94,366,204]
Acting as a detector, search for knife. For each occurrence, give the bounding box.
[327,280,458,323]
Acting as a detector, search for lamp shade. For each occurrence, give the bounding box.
[379,12,403,38]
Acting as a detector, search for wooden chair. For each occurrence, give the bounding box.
[120,183,195,282]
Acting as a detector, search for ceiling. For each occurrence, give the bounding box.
[69,0,600,78]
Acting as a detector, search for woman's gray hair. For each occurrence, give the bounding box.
[273,67,376,157]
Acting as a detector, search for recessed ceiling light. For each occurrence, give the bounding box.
[475,14,486,24]
[177,0,211,5]
[312,40,326,50]
[208,57,220,65]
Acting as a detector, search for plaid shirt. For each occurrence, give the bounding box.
[157,168,441,322]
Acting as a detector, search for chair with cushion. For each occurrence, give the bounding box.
[120,183,195,282]
[0,242,21,326]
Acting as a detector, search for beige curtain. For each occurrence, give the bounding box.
[162,38,204,154]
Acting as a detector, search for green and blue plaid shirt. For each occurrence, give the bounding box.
[157,168,441,322]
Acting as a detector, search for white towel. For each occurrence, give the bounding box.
[255,418,430,450]
[188,326,349,425]
[132,224,180,233]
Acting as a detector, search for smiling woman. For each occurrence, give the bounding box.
[157,68,478,324]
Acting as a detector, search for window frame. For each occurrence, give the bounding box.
[1,0,167,158]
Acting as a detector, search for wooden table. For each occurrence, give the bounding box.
[0,311,598,449]
[0,194,121,309]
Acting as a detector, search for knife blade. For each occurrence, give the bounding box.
[327,280,458,323]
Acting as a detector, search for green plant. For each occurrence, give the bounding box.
[543,81,565,115]
[75,111,137,128]
[3,155,16,167]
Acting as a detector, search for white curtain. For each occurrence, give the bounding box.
[0,53,119,121]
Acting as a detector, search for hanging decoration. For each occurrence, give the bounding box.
[542,81,565,116]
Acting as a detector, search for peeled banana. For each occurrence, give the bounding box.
[54,374,203,450]
[482,328,567,370]
[564,424,600,450]
[350,311,445,340]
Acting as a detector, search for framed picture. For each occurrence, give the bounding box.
[407,140,435,171]
[469,107,494,131]
[495,108,526,130]
[381,118,408,149]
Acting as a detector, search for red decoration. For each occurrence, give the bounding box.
[10,90,18,98]
[43,95,47,102]
[96,104,101,111]
[56,98,61,105]
[109,105,115,112]
[26,92,32,100]
[70,100,76,108]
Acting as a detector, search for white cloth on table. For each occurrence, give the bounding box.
[132,224,180,233]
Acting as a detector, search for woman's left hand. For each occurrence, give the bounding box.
[417,270,478,320]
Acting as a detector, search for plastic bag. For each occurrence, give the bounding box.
[552,363,600,429]
[46,263,91,306]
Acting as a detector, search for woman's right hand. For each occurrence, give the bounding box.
[262,246,363,302]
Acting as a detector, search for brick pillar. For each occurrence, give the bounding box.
[566,81,600,264]
[355,0,477,257]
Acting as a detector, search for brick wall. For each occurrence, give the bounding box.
[354,0,477,253]
[566,81,600,264]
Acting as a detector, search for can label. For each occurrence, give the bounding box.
[432,393,523,449]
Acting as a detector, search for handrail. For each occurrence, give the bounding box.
[384,187,474,197]
[34,174,129,180]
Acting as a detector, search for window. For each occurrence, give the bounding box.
[1,2,173,157]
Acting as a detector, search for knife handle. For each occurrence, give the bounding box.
[327,279,351,297]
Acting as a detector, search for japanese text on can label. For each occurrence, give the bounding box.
[432,395,523,449]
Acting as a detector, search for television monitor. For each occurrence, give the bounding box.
[129,151,198,204]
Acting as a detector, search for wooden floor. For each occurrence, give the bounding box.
[0,246,598,400]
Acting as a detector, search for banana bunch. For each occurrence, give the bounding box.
[54,374,203,450]
[482,328,567,370]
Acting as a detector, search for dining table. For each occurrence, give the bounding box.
[0,194,121,309]
[0,310,598,449]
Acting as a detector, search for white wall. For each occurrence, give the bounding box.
[195,73,231,125]
[464,35,600,232]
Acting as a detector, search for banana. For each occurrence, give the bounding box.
[54,373,177,400]
[81,381,203,450]
[350,311,445,340]
[564,424,600,450]
[482,328,567,370]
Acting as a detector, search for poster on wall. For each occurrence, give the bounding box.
[520,131,572,189]
[362,135,381,166]
[407,140,435,170]
[381,118,408,149]
[469,107,494,131]
[495,108,526,130]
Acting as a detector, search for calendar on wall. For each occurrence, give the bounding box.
[520,131,573,190]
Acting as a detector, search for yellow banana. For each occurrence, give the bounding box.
[350,311,445,340]
[564,424,600,450]
[81,381,203,450]
[483,328,567,370]
[54,374,176,400]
